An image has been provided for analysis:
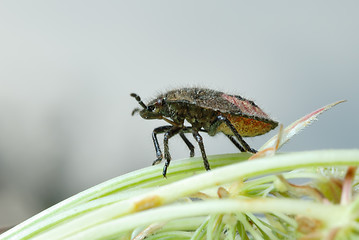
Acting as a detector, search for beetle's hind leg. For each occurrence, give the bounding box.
[226,135,246,152]
[217,115,257,153]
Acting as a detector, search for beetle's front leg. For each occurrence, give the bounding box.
[152,126,172,165]
[162,127,182,177]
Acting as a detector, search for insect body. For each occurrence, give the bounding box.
[131,88,278,177]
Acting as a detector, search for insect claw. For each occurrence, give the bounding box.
[249,148,257,153]
[163,159,171,177]
[152,158,162,165]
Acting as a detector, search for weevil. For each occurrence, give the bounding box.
[131,87,278,177]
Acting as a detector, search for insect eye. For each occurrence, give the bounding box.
[147,105,155,111]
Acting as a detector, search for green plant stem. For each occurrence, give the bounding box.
[66,198,344,240]
[29,149,359,240]
[1,153,249,240]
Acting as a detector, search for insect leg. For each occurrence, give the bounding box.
[192,130,211,171]
[226,135,246,152]
[179,132,195,157]
[152,126,172,165]
[217,115,257,153]
[179,126,197,157]
[152,126,197,176]
[162,127,182,177]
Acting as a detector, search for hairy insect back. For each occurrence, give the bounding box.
[162,88,278,136]
[163,88,273,119]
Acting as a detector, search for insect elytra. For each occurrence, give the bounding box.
[131,87,278,177]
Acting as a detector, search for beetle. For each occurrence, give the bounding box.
[131,87,278,177]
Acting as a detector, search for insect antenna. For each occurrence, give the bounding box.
[130,93,147,109]
[131,108,140,116]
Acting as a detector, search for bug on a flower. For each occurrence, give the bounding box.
[131,87,278,177]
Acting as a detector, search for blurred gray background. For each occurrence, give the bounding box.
[0,1,358,226]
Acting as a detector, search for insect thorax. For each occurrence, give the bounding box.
[165,102,219,130]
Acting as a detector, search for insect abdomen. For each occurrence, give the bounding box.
[217,114,278,137]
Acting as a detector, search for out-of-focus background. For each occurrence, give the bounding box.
[0,1,358,227]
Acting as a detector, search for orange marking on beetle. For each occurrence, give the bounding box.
[218,114,275,137]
